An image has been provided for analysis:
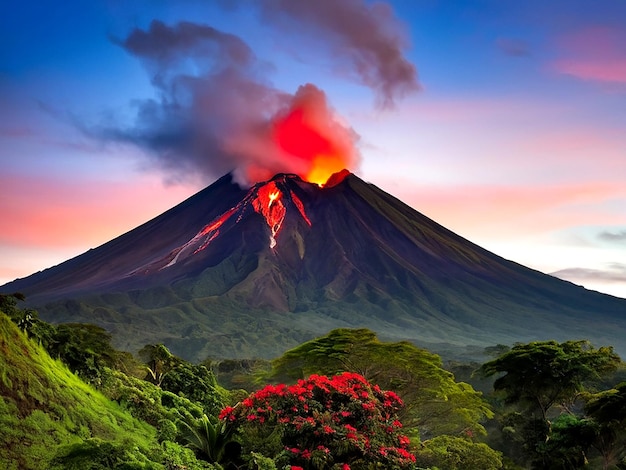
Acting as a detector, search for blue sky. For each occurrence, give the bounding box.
[1,0,625,298]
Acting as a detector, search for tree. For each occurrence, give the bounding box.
[161,362,228,417]
[478,340,620,468]
[138,344,180,387]
[414,435,502,470]
[48,323,120,382]
[220,372,417,469]
[478,340,620,421]
[267,328,492,439]
[584,381,626,469]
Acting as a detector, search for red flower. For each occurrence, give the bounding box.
[398,435,410,447]
[218,406,235,421]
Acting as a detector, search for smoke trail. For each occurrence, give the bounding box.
[249,0,420,108]
[83,1,418,185]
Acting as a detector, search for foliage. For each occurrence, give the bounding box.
[208,357,271,391]
[160,440,218,469]
[221,371,417,469]
[414,435,502,470]
[48,322,121,383]
[176,412,237,465]
[100,351,237,466]
[139,344,181,387]
[0,311,158,469]
[267,328,492,438]
[478,340,620,420]
[534,414,596,470]
[161,361,228,416]
[479,340,623,469]
[584,381,626,468]
[50,438,160,469]
[1,292,55,348]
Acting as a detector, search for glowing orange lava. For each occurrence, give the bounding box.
[252,182,287,248]
[268,190,280,207]
[272,107,352,186]
[151,176,315,270]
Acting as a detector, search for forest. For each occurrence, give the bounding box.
[1,292,626,470]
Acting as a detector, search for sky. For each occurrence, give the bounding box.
[1,0,625,299]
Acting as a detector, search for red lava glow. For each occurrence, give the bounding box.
[270,84,358,186]
[198,208,236,236]
[153,176,316,270]
[290,190,312,226]
[252,181,287,248]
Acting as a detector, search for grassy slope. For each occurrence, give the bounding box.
[0,311,158,469]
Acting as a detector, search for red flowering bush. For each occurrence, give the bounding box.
[219,372,416,469]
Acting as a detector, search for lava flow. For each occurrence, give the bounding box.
[251,181,287,249]
[148,174,321,272]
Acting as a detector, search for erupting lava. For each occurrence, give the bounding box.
[252,182,287,249]
[144,173,332,272]
[268,84,359,187]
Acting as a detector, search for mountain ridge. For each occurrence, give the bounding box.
[3,171,625,361]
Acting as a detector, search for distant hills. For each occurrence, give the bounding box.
[3,171,626,361]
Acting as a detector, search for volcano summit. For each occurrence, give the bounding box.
[3,171,626,360]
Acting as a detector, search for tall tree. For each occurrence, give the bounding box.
[478,340,620,468]
[478,340,620,421]
[584,381,626,469]
[220,372,417,469]
[138,344,180,387]
[267,328,492,439]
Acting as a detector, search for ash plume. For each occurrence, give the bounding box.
[242,0,420,108]
[82,0,417,185]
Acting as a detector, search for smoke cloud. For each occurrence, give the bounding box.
[599,230,626,243]
[228,83,360,184]
[245,0,420,108]
[84,1,418,185]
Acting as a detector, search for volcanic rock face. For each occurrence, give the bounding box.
[3,172,626,361]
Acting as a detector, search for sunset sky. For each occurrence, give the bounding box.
[1,0,625,299]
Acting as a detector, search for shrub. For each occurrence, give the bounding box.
[220,372,417,469]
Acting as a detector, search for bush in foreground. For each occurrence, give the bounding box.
[220,372,417,469]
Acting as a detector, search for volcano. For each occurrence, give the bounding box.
[3,171,626,361]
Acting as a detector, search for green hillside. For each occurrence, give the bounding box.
[3,293,626,470]
[0,310,162,468]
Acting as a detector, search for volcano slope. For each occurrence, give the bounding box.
[3,172,626,361]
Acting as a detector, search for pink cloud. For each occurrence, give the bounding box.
[553,26,626,84]
[555,60,626,83]
[376,178,626,240]
[0,173,197,249]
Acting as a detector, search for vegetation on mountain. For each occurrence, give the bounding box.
[479,340,624,469]
[221,372,416,469]
[267,328,493,439]
[0,303,159,469]
[7,172,626,365]
[3,294,626,469]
